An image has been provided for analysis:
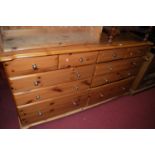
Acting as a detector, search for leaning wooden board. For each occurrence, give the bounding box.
[0,27,153,128]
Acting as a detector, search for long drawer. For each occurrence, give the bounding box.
[14,78,91,106]
[92,67,139,87]
[95,57,143,76]
[3,55,58,77]
[97,46,148,63]
[89,77,134,105]
[18,92,89,126]
[9,64,95,93]
[59,51,98,68]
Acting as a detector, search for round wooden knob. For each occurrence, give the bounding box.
[34,80,40,86]
[75,71,81,80]
[74,86,79,91]
[99,93,104,98]
[79,57,84,63]
[122,87,126,91]
[36,95,41,100]
[130,52,133,56]
[112,53,117,58]
[104,79,109,83]
[32,64,38,70]
[109,66,113,71]
[37,111,43,116]
[72,101,79,106]
[128,72,131,76]
[65,58,69,62]
[131,62,137,66]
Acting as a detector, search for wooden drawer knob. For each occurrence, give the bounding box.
[34,80,40,86]
[130,52,133,56]
[74,86,79,91]
[79,57,84,63]
[128,72,131,76]
[75,71,81,79]
[99,93,104,98]
[104,79,109,83]
[112,53,117,58]
[108,66,113,71]
[122,87,126,91]
[72,101,79,106]
[37,111,43,116]
[131,62,137,66]
[36,95,41,100]
[32,64,38,70]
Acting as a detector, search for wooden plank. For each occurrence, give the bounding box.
[0,41,153,62]
[131,52,154,90]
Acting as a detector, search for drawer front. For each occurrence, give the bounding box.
[14,79,91,106]
[89,77,134,105]
[95,57,143,76]
[59,52,98,68]
[3,55,58,77]
[97,47,147,63]
[92,68,139,87]
[18,92,89,126]
[10,64,95,93]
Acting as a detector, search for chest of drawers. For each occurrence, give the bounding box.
[0,27,153,128]
[0,42,152,128]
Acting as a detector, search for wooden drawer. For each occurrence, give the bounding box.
[97,47,147,63]
[59,52,98,68]
[89,77,134,105]
[3,55,58,77]
[14,78,91,106]
[18,92,89,126]
[95,57,143,76]
[9,64,95,93]
[92,67,139,87]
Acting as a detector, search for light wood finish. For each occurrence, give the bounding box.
[97,46,148,63]
[0,42,152,62]
[18,92,89,126]
[3,55,58,76]
[9,64,95,93]
[94,57,143,76]
[59,52,98,68]
[14,79,91,106]
[89,77,134,105]
[0,27,153,128]
[92,68,139,87]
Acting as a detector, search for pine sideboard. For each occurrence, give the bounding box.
[0,27,153,128]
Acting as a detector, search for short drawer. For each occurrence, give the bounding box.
[95,57,143,76]
[97,47,148,63]
[14,78,91,106]
[92,67,139,87]
[3,55,58,77]
[18,92,89,126]
[89,77,134,105]
[59,52,98,68]
[9,64,95,93]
